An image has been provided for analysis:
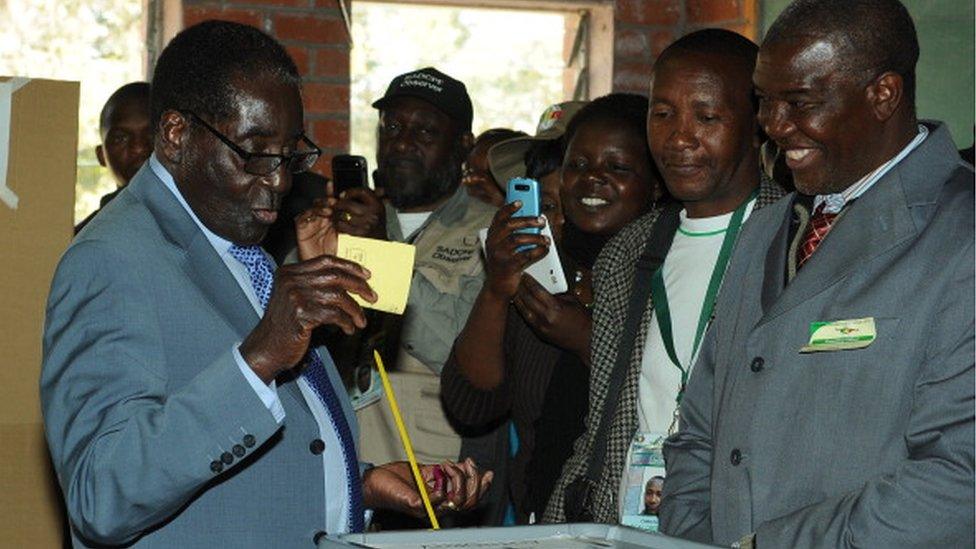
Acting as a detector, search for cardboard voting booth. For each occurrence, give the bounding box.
[0,76,79,546]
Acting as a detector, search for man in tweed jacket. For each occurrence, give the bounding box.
[545,29,787,525]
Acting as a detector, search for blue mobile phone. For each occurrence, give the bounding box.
[506,177,542,251]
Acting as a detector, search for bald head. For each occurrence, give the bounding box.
[763,0,919,108]
[657,29,758,78]
[655,29,759,114]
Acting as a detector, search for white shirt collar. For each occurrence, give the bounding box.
[149,153,235,254]
[814,124,928,214]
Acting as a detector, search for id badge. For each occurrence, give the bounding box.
[620,432,667,532]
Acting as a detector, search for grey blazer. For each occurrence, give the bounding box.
[660,122,975,547]
[41,165,356,548]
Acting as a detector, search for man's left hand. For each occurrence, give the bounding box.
[333,187,387,240]
[362,458,493,519]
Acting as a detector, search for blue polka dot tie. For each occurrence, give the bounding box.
[229,245,366,533]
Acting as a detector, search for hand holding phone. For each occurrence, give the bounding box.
[331,155,386,239]
[331,154,369,195]
[478,217,567,295]
[506,177,541,251]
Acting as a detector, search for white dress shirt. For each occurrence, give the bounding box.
[814,125,929,214]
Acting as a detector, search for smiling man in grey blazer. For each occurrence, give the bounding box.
[41,21,489,548]
[660,1,974,548]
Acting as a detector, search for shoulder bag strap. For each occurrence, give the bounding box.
[580,201,682,486]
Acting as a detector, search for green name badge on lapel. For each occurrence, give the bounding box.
[800,317,876,353]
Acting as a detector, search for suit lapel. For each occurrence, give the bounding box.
[182,235,260,337]
[760,199,792,315]
[128,164,259,338]
[758,156,918,327]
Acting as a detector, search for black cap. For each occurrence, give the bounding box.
[371,67,473,131]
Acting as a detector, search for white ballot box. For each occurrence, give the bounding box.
[320,523,720,548]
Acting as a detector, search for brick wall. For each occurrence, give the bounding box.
[183,0,351,179]
[613,0,758,94]
[180,0,756,173]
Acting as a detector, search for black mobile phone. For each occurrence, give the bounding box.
[331,154,369,195]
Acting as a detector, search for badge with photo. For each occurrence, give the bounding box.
[621,432,666,532]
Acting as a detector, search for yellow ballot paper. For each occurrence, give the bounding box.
[336,234,415,314]
[800,317,876,353]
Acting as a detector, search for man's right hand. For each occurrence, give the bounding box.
[239,255,377,383]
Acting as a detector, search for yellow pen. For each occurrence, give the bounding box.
[372,350,441,530]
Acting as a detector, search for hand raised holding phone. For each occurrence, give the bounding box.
[331,154,386,240]
[506,177,543,252]
[482,199,548,301]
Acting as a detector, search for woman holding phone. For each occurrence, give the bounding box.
[441,94,664,524]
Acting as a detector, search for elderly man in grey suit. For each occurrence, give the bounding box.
[41,21,489,548]
[660,1,974,548]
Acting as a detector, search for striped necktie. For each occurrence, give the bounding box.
[797,203,839,269]
[228,245,366,533]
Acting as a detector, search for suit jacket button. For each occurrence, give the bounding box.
[750,357,765,372]
[730,448,742,466]
[232,444,246,457]
[310,439,326,455]
[221,451,234,465]
[210,460,223,474]
[243,434,256,448]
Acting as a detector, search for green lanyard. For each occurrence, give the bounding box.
[650,189,757,405]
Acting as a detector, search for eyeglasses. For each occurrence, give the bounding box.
[185,111,321,176]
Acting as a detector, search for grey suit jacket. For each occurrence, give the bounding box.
[41,164,357,547]
[543,176,786,524]
[660,122,975,547]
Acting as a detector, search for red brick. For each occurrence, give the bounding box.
[614,27,652,59]
[687,0,743,23]
[613,61,653,94]
[274,13,347,45]
[311,160,331,180]
[310,118,350,151]
[226,0,308,6]
[685,21,756,40]
[303,82,349,114]
[313,47,350,78]
[286,45,310,76]
[615,0,681,26]
[184,6,263,29]
[725,21,758,41]
[650,29,676,57]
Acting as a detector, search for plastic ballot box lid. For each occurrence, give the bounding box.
[319,523,721,548]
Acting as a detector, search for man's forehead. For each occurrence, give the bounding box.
[757,34,846,80]
[108,100,151,125]
[653,53,752,107]
[226,79,303,138]
[381,96,452,123]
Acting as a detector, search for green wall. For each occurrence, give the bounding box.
[761,0,975,148]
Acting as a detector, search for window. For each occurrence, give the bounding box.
[350,0,613,172]
[0,0,147,223]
